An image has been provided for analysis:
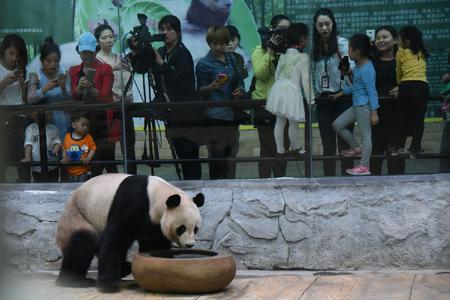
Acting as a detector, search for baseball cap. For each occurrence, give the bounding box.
[77,32,97,52]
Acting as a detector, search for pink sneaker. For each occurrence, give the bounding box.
[346,165,371,175]
[341,147,362,156]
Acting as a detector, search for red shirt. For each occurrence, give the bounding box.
[69,59,114,103]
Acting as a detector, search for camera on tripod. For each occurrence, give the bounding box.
[127,13,166,74]
[258,27,288,54]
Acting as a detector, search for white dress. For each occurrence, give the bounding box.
[266,49,314,122]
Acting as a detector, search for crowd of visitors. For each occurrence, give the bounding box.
[0,7,446,182]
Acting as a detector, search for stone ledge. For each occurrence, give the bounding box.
[1,174,450,271]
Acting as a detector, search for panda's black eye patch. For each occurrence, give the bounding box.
[176,225,186,236]
[194,226,199,234]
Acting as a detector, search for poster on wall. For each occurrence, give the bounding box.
[245,0,450,97]
[1,0,449,98]
[0,0,260,93]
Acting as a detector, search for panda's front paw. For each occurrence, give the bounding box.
[56,275,95,288]
[97,279,121,293]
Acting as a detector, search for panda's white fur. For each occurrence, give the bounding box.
[55,173,204,292]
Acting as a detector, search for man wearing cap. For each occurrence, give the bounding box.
[68,32,117,177]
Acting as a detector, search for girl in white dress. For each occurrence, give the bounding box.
[266,23,314,156]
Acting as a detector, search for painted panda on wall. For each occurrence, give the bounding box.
[55,173,204,293]
[186,0,234,30]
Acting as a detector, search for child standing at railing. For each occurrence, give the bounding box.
[265,23,314,157]
[61,115,96,182]
[331,34,379,175]
[390,25,429,159]
[21,112,61,182]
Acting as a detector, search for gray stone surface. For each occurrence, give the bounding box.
[1,174,450,271]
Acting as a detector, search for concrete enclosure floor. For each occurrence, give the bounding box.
[1,270,450,300]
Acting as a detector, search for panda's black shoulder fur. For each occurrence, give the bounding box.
[106,175,164,240]
[108,175,150,221]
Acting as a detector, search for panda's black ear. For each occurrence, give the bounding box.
[166,194,181,208]
[193,193,204,207]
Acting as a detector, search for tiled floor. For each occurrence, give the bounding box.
[2,270,450,300]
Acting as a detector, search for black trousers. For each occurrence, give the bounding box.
[370,99,405,175]
[172,136,201,180]
[256,123,288,178]
[89,110,118,177]
[0,115,30,183]
[393,81,429,152]
[32,168,59,182]
[439,120,450,173]
[316,96,354,176]
[206,120,239,179]
[119,115,137,175]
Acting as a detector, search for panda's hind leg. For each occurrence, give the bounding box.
[56,230,98,287]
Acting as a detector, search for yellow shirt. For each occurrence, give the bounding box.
[396,47,427,84]
[250,45,277,100]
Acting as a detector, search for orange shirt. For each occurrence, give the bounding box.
[63,133,96,176]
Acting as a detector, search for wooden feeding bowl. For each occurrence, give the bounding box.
[132,249,236,294]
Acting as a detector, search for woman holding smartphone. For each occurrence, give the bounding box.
[28,36,71,140]
[69,32,116,177]
[0,34,29,182]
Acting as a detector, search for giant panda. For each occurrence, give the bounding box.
[55,173,204,293]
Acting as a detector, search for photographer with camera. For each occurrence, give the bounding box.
[312,8,354,176]
[151,15,202,180]
[250,14,290,178]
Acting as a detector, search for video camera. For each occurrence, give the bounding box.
[258,27,288,54]
[127,13,166,74]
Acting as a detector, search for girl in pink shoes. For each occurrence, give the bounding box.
[331,34,379,175]
[265,23,314,158]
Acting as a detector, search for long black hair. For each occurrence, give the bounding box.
[0,34,28,69]
[398,25,429,59]
[312,8,338,61]
[39,36,60,62]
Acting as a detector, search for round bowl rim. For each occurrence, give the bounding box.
[133,248,233,263]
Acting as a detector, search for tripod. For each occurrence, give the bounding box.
[124,69,182,179]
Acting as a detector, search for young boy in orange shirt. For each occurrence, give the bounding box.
[61,115,96,182]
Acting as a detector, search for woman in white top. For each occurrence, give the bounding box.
[94,23,136,175]
[266,23,314,157]
[312,8,354,176]
[0,34,30,182]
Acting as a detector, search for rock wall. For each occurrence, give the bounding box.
[1,175,450,271]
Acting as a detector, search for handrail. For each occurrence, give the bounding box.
[0,95,445,113]
[0,95,447,180]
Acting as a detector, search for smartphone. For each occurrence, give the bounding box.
[216,73,228,84]
[58,73,66,83]
[85,68,96,83]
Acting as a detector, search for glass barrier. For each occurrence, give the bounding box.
[1,94,448,183]
[0,0,449,183]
